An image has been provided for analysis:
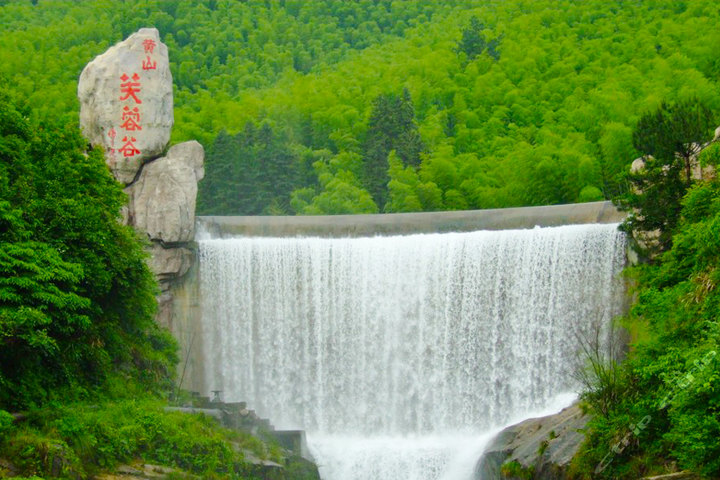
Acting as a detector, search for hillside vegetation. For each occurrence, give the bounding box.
[571,142,720,479]
[2,1,720,478]
[1,0,719,214]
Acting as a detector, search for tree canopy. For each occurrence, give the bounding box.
[1,0,719,215]
[616,98,716,253]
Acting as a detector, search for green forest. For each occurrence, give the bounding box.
[1,0,720,478]
[2,0,719,215]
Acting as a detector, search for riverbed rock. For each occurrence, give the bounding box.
[475,402,590,480]
[78,27,173,184]
[125,141,205,244]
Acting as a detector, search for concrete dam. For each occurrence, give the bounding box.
[170,200,627,480]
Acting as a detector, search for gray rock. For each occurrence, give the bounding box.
[155,291,174,329]
[630,156,646,173]
[147,244,194,281]
[126,141,205,244]
[79,28,173,184]
[476,402,590,480]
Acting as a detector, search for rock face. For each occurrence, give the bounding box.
[78,28,173,184]
[475,402,590,480]
[146,245,194,282]
[78,28,203,329]
[126,141,205,244]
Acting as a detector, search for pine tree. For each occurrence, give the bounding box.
[616,98,715,253]
[456,16,486,61]
[362,89,424,209]
[197,129,238,214]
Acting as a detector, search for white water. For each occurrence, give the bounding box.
[197,223,626,480]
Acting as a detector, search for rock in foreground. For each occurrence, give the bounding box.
[476,402,590,479]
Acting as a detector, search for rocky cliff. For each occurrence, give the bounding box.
[78,28,204,328]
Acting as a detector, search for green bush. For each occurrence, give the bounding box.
[0,409,14,438]
[3,400,292,478]
[500,460,535,479]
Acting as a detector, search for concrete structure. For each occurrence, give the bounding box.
[197,200,624,238]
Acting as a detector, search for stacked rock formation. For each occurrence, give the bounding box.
[78,28,204,328]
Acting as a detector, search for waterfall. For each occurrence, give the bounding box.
[197,223,626,480]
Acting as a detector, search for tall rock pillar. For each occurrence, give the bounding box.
[78,28,204,329]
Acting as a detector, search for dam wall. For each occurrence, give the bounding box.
[196,200,625,238]
[171,201,626,395]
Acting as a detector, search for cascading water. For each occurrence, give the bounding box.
[197,223,626,480]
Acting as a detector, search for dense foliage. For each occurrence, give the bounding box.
[2,0,720,477]
[0,399,316,479]
[0,91,177,410]
[0,90,319,479]
[615,98,716,254]
[1,0,719,214]
[571,143,720,478]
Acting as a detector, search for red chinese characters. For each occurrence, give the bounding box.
[120,106,142,131]
[143,38,156,54]
[111,36,159,160]
[142,57,157,70]
[142,37,157,70]
[119,136,140,157]
[107,127,117,159]
[119,73,142,104]
[117,73,143,157]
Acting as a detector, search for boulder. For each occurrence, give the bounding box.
[630,157,646,173]
[126,141,205,244]
[476,402,590,480]
[78,28,173,184]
